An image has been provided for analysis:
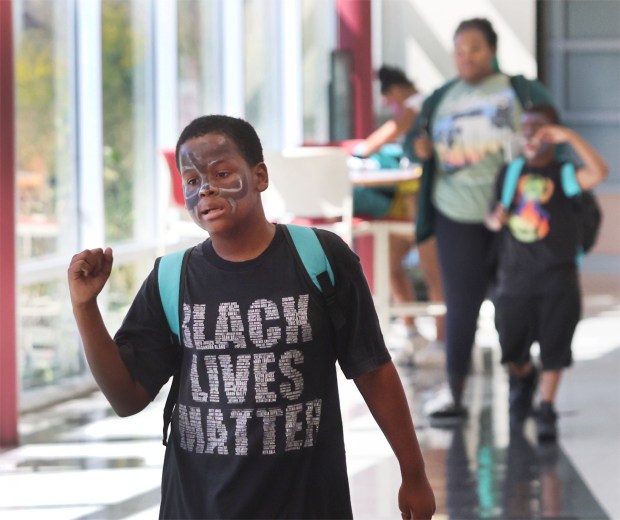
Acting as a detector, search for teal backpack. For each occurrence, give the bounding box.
[157,224,343,445]
[501,157,602,256]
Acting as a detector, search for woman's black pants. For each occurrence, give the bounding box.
[434,211,496,385]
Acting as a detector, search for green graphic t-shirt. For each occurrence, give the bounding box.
[431,73,523,222]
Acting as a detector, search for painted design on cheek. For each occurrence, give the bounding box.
[215,181,248,214]
[179,152,203,211]
[179,151,249,213]
[187,179,248,215]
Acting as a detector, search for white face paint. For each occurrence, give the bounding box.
[521,136,540,160]
[520,113,553,161]
[179,143,249,213]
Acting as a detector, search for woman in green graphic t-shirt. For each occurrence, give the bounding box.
[405,18,554,423]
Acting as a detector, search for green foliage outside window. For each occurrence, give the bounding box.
[15,1,59,223]
[101,0,141,243]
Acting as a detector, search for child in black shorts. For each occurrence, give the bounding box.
[486,104,608,442]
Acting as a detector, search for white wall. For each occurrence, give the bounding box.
[379,0,537,95]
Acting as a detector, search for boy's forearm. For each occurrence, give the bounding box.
[73,301,151,416]
[354,362,427,479]
[566,129,609,189]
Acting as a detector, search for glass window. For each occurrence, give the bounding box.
[17,260,152,392]
[244,0,280,148]
[177,0,221,128]
[14,0,81,391]
[19,278,81,390]
[15,0,76,261]
[105,261,152,333]
[101,0,154,244]
[302,0,336,144]
[99,1,162,386]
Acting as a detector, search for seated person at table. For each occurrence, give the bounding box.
[352,65,445,363]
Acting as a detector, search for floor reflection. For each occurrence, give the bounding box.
[429,398,608,520]
[1,346,613,520]
[16,457,146,471]
[346,338,611,520]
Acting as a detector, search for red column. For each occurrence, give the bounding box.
[336,0,374,138]
[0,0,18,447]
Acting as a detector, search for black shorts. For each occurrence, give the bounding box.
[494,279,581,370]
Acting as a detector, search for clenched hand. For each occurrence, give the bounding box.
[68,248,114,307]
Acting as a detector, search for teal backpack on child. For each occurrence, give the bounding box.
[157,224,343,445]
[501,157,602,255]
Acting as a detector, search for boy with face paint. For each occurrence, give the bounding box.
[486,105,608,442]
[68,115,435,520]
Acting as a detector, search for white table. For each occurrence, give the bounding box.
[348,165,444,332]
[348,165,421,187]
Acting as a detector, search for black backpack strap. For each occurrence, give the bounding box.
[316,270,346,331]
[161,247,193,446]
[163,371,181,446]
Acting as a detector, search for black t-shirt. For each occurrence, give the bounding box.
[115,225,390,519]
[493,160,580,295]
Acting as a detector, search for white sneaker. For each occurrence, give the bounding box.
[414,340,445,367]
[423,386,453,415]
[424,385,468,425]
[390,343,415,368]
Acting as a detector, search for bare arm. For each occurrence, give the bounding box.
[358,108,417,157]
[68,248,152,416]
[536,125,609,190]
[355,361,436,519]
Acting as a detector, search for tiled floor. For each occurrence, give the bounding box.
[1,255,618,519]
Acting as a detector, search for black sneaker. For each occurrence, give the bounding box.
[509,366,539,424]
[428,403,469,426]
[536,401,558,443]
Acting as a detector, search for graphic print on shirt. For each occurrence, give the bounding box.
[175,293,323,456]
[508,174,555,243]
[433,87,517,175]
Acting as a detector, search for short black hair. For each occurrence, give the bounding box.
[175,115,264,169]
[454,18,498,50]
[524,104,561,125]
[377,65,414,95]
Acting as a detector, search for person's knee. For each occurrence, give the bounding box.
[507,361,533,377]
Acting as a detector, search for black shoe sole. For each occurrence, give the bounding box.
[428,411,469,428]
[537,432,558,443]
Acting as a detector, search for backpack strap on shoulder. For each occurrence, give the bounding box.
[158,249,191,341]
[283,224,345,330]
[560,162,581,197]
[158,247,193,446]
[501,157,526,208]
[285,224,335,289]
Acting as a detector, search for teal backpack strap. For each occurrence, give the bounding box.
[560,162,581,197]
[158,249,188,341]
[285,224,335,289]
[501,157,526,208]
[283,224,344,330]
[158,247,192,446]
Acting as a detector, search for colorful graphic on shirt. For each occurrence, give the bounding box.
[433,88,517,175]
[175,294,322,456]
[508,174,555,243]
